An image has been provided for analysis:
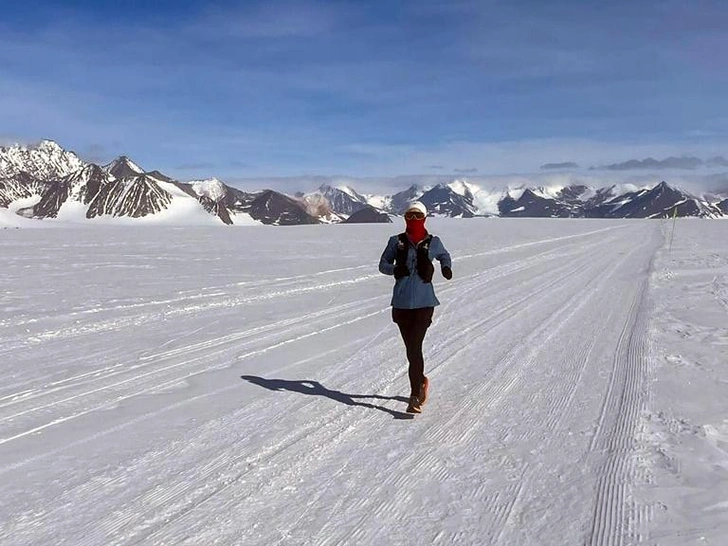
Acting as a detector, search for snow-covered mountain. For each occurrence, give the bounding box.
[104,156,145,180]
[389,184,424,214]
[416,183,478,217]
[495,181,723,219]
[248,190,319,225]
[0,140,84,181]
[0,171,48,208]
[1,142,318,226]
[499,187,579,218]
[586,181,722,219]
[2,140,725,225]
[314,184,369,216]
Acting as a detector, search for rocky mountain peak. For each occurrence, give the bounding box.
[0,139,85,180]
[36,139,65,153]
[105,156,145,179]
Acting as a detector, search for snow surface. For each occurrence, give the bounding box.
[1,219,727,545]
[0,208,45,228]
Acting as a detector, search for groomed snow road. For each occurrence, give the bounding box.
[1,219,668,545]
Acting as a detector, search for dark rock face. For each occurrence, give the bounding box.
[33,179,71,218]
[390,185,422,214]
[222,186,257,211]
[87,174,173,219]
[105,156,144,179]
[145,170,174,183]
[499,189,579,218]
[419,184,476,217]
[33,165,111,218]
[1,173,49,207]
[557,185,590,204]
[196,195,234,225]
[248,190,319,225]
[343,206,392,223]
[715,199,728,214]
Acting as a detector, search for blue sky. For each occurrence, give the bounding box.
[2,0,727,184]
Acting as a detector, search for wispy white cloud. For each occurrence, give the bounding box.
[331,138,728,177]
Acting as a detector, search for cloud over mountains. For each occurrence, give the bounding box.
[596,156,728,171]
[540,162,580,170]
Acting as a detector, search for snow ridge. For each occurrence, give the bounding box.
[0,140,85,180]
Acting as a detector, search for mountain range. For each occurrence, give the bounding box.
[1,140,726,226]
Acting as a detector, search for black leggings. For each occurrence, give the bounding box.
[392,307,434,397]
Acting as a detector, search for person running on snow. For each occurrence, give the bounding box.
[378,201,452,413]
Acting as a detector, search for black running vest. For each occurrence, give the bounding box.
[395,233,434,283]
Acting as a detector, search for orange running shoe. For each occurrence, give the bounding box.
[419,376,430,406]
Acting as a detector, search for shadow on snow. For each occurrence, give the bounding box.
[240,375,414,420]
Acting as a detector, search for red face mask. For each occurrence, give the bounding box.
[405,217,427,244]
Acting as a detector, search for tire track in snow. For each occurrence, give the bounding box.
[711,274,728,313]
[485,228,661,545]
[0,295,380,410]
[0,271,382,354]
[586,226,661,546]
[0,264,374,330]
[454,223,631,261]
[0,292,389,416]
[0,323,397,545]
[421,229,631,382]
[0,304,389,447]
[73,341,402,546]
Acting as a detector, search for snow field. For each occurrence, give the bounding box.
[634,220,728,545]
[0,219,726,545]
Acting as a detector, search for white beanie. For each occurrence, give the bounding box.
[405,201,427,216]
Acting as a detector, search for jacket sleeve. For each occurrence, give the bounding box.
[432,236,452,269]
[379,236,397,276]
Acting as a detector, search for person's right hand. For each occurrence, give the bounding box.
[442,266,453,280]
[394,264,410,279]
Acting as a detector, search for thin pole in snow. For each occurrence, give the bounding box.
[668,205,678,253]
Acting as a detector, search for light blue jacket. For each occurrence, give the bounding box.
[379,234,452,309]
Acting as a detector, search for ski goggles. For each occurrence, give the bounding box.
[404,211,425,219]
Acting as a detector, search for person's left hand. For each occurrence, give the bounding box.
[442,266,453,280]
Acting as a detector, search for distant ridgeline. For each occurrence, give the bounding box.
[1,141,726,225]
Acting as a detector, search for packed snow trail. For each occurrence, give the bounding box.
[0,219,672,545]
